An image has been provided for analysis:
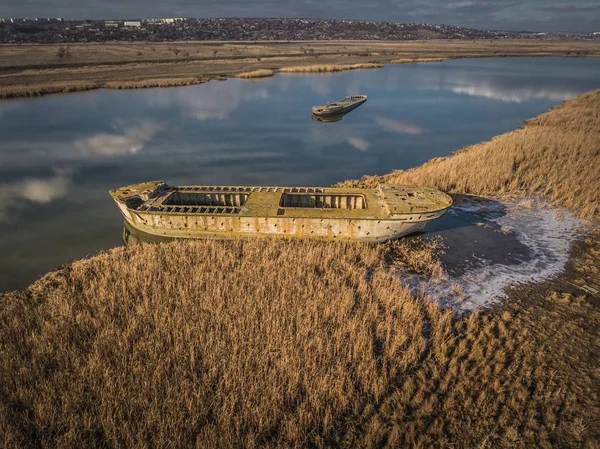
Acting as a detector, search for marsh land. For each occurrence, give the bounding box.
[1,39,600,98]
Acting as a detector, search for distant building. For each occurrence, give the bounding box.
[34,17,63,23]
[105,20,120,27]
[124,21,142,28]
[142,17,186,25]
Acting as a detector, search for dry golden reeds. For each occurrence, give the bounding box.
[0,78,205,99]
[390,57,446,63]
[2,233,599,447]
[104,77,201,89]
[279,63,383,73]
[0,81,100,98]
[235,69,274,78]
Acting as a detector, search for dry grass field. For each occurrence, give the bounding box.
[1,65,600,447]
[1,235,599,448]
[1,39,599,98]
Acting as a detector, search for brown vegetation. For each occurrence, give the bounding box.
[0,80,100,98]
[104,77,201,89]
[235,69,275,79]
[279,63,383,73]
[340,88,600,220]
[1,235,599,448]
[390,57,446,63]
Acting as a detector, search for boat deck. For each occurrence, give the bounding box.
[111,182,452,220]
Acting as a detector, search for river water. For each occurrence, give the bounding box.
[1,57,599,292]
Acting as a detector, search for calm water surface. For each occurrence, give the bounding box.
[1,57,600,291]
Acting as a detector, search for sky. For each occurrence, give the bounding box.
[2,0,599,33]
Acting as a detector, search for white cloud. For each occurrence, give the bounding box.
[0,174,70,221]
[74,119,164,156]
[375,116,425,135]
[445,1,478,9]
[347,136,370,151]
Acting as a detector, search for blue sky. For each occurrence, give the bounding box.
[2,0,599,32]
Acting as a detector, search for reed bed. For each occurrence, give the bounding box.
[0,78,204,98]
[104,78,202,89]
[2,236,599,448]
[340,89,600,220]
[390,57,446,63]
[279,63,383,73]
[0,81,100,98]
[235,69,275,79]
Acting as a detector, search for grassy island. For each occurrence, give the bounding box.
[1,90,599,447]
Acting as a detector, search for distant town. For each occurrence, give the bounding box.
[1,17,599,43]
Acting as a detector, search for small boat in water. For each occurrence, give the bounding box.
[110,181,452,243]
[312,95,367,117]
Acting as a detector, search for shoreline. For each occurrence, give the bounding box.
[1,39,600,99]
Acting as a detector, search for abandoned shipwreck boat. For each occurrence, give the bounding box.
[312,95,367,117]
[110,181,452,243]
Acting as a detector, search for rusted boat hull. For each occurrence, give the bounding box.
[111,181,452,243]
[120,209,444,244]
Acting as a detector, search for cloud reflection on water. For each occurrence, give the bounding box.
[74,119,164,156]
[140,80,269,120]
[346,136,370,151]
[449,82,581,103]
[375,116,426,135]
[424,64,588,103]
[0,173,70,221]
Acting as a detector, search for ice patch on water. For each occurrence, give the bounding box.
[402,198,586,312]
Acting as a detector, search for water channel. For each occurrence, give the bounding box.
[1,57,599,291]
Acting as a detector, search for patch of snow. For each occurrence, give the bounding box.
[402,199,586,312]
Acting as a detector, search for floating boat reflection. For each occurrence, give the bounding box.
[311,113,346,123]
